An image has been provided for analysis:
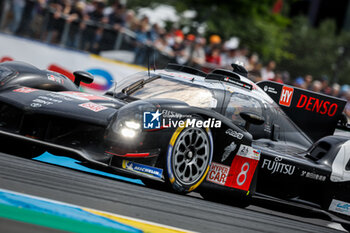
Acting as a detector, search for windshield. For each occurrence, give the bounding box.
[114,72,218,108]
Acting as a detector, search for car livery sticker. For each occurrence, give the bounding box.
[221,142,237,162]
[47,74,64,84]
[206,163,230,185]
[60,91,109,101]
[279,86,294,107]
[261,156,296,175]
[225,129,243,140]
[300,170,326,181]
[79,102,107,112]
[329,199,350,216]
[224,145,260,191]
[13,87,38,93]
[122,160,163,179]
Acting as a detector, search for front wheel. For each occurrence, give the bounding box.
[165,125,213,193]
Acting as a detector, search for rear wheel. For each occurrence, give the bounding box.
[165,125,213,193]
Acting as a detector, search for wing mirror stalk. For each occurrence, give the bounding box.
[73,71,94,87]
[239,112,265,131]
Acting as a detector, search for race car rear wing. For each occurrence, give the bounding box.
[257,81,347,142]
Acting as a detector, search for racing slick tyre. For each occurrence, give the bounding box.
[165,121,213,193]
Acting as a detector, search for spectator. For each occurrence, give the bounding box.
[45,0,72,44]
[281,71,290,84]
[293,76,305,88]
[99,1,126,51]
[246,53,259,72]
[311,80,322,92]
[234,47,249,67]
[207,34,221,52]
[270,72,284,84]
[221,48,239,69]
[124,9,138,31]
[304,74,313,90]
[154,34,174,57]
[107,2,126,30]
[344,91,350,118]
[165,28,176,48]
[171,30,187,65]
[187,37,206,68]
[148,23,162,42]
[332,83,341,97]
[29,0,48,39]
[340,85,350,99]
[205,34,221,64]
[320,76,332,95]
[80,1,106,52]
[133,19,151,65]
[66,1,86,48]
[17,0,37,36]
[260,61,276,81]
[8,0,26,34]
[205,45,221,68]
[248,70,262,82]
[177,33,197,65]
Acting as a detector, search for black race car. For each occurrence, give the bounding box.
[0,61,349,230]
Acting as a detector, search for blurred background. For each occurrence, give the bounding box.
[1,0,350,117]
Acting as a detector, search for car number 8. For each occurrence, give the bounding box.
[237,162,250,186]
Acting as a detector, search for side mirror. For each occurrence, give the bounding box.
[239,112,265,131]
[73,71,94,87]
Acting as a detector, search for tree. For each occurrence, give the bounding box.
[279,16,350,84]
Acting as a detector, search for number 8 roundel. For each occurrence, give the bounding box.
[237,162,250,186]
[225,146,260,191]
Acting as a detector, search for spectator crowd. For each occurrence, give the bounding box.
[1,0,350,118]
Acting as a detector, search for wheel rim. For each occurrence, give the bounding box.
[172,127,210,185]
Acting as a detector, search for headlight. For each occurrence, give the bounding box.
[121,127,137,138]
[120,121,141,138]
[110,100,156,139]
[124,120,141,130]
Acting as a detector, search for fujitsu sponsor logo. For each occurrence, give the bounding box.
[261,157,295,175]
[296,94,338,117]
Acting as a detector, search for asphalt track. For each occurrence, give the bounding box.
[0,152,346,233]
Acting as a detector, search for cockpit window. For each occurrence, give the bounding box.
[225,90,312,148]
[113,72,217,108]
[225,93,263,126]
